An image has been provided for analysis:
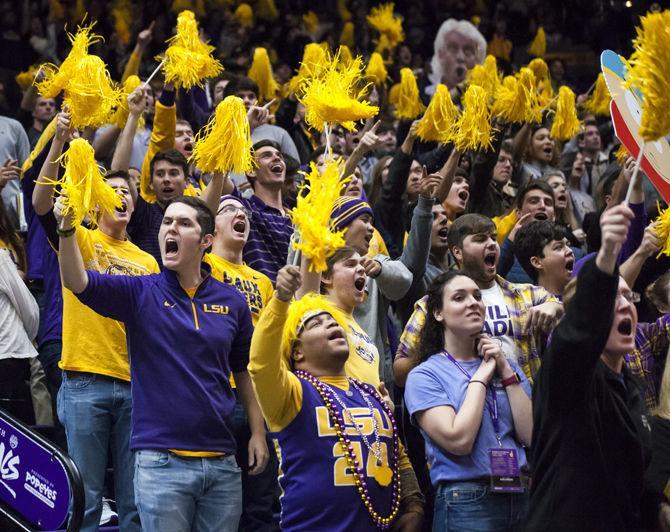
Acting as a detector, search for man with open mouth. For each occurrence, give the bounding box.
[56,195,266,531]
[513,221,576,297]
[395,214,563,389]
[204,194,278,530]
[111,84,223,268]
[528,203,651,531]
[496,181,583,284]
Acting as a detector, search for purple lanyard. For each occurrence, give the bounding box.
[443,351,501,441]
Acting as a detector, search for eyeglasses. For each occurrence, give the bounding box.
[618,291,641,304]
[217,204,252,218]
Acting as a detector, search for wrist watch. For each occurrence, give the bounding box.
[501,372,521,388]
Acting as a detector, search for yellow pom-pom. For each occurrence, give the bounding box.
[338,45,354,67]
[491,68,542,124]
[615,144,630,166]
[654,201,670,258]
[110,75,145,130]
[42,138,121,227]
[162,10,223,90]
[467,55,501,100]
[626,10,670,141]
[416,84,458,143]
[288,43,328,94]
[112,0,133,46]
[340,21,355,48]
[550,86,581,141]
[338,0,352,22]
[394,68,425,119]
[63,55,123,130]
[453,85,493,152]
[303,11,319,35]
[235,3,254,28]
[256,0,278,21]
[37,23,102,99]
[365,52,388,85]
[191,95,254,174]
[583,73,611,117]
[290,159,350,273]
[299,52,379,132]
[367,3,404,52]
[247,47,279,103]
[281,293,349,364]
[528,26,546,58]
[15,65,41,91]
[527,58,549,81]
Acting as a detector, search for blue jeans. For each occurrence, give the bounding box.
[57,372,139,532]
[433,481,529,532]
[134,450,242,532]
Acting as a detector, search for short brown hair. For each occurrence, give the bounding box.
[447,214,496,252]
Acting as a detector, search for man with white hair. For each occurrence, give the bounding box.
[427,18,487,95]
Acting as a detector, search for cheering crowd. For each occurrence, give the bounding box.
[2,1,670,531]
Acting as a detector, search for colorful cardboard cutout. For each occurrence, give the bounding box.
[601,49,670,202]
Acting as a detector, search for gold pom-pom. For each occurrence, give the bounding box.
[394,68,425,119]
[338,45,354,67]
[452,84,493,152]
[281,293,349,363]
[110,75,145,130]
[15,65,41,91]
[234,3,254,28]
[247,47,279,103]
[290,159,350,273]
[527,57,549,81]
[365,52,388,85]
[338,0,352,22]
[190,95,254,174]
[654,201,670,258]
[37,23,102,99]
[367,3,404,52]
[491,68,542,124]
[626,10,670,141]
[63,55,123,130]
[112,0,133,46]
[42,138,121,227]
[288,43,328,94]
[299,52,379,132]
[550,86,581,141]
[583,73,611,117]
[256,0,278,21]
[416,84,458,143]
[528,26,546,58]
[303,11,319,35]
[340,21,354,48]
[162,10,224,90]
[615,144,630,166]
[468,55,501,100]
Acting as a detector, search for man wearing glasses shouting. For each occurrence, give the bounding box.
[204,194,278,531]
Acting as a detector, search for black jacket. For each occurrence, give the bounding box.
[527,258,651,532]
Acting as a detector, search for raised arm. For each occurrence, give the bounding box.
[53,194,88,294]
[121,22,154,82]
[199,172,225,215]
[342,121,381,180]
[111,86,147,173]
[435,147,460,204]
[248,265,305,432]
[32,111,72,215]
[620,221,660,288]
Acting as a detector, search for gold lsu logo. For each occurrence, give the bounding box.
[202,304,230,315]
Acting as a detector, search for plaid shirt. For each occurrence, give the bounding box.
[624,314,670,410]
[396,276,559,385]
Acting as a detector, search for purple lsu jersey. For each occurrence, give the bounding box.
[273,378,397,531]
